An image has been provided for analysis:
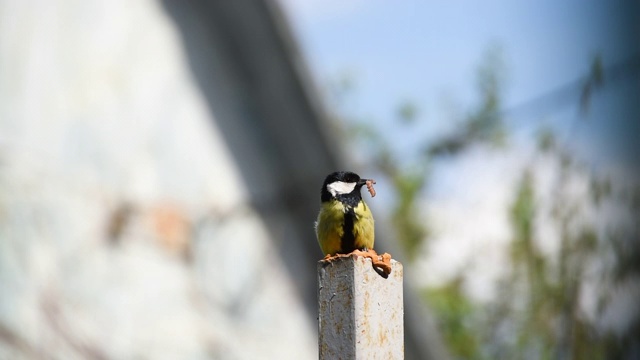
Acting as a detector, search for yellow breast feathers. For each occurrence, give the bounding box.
[315,199,374,256]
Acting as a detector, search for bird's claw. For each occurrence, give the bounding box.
[351,248,392,276]
[321,249,393,277]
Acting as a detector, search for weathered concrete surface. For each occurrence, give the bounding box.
[318,256,404,359]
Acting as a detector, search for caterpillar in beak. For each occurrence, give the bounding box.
[365,179,376,197]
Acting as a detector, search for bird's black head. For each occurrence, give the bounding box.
[320,171,370,203]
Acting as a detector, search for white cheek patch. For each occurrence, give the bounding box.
[327,181,357,197]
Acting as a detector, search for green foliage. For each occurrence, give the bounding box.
[589,176,611,206]
[510,171,536,249]
[484,117,639,359]
[389,171,428,259]
[423,277,483,360]
[536,128,556,153]
[334,49,639,359]
[343,110,429,259]
[397,100,419,125]
[580,54,605,114]
[340,46,508,261]
[428,46,507,158]
[467,46,507,146]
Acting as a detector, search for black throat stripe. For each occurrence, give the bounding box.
[335,191,365,254]
[340,206,356,253]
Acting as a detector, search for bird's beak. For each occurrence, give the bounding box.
[358,179,373,186]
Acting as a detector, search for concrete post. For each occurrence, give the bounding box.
[318,256,404,360]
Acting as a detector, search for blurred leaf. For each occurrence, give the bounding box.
[590,177,611,206]
[425,46,508,158]
[425,134,467,157]
[510,170,536,249]
[388,170,429,260]
[610,235,640,281]
[574,228,597,253]
[330,72,356,98]
[397,101,419,125]
[347,121,383,143]
[476,44,507,103]
[580,54,605,115]
[537,127,556,153]
[423,277,483,360]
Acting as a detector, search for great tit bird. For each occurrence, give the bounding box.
[315,171,376,257]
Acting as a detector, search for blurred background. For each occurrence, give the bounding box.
[0,0,638,359]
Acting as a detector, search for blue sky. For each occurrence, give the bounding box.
[280,1,640,169]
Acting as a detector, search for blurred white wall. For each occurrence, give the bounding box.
[0,1,315,359]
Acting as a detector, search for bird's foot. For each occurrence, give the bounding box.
[351,248,392,276]
[321,250,393,277]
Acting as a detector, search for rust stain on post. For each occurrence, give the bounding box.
[318,256,404,359]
